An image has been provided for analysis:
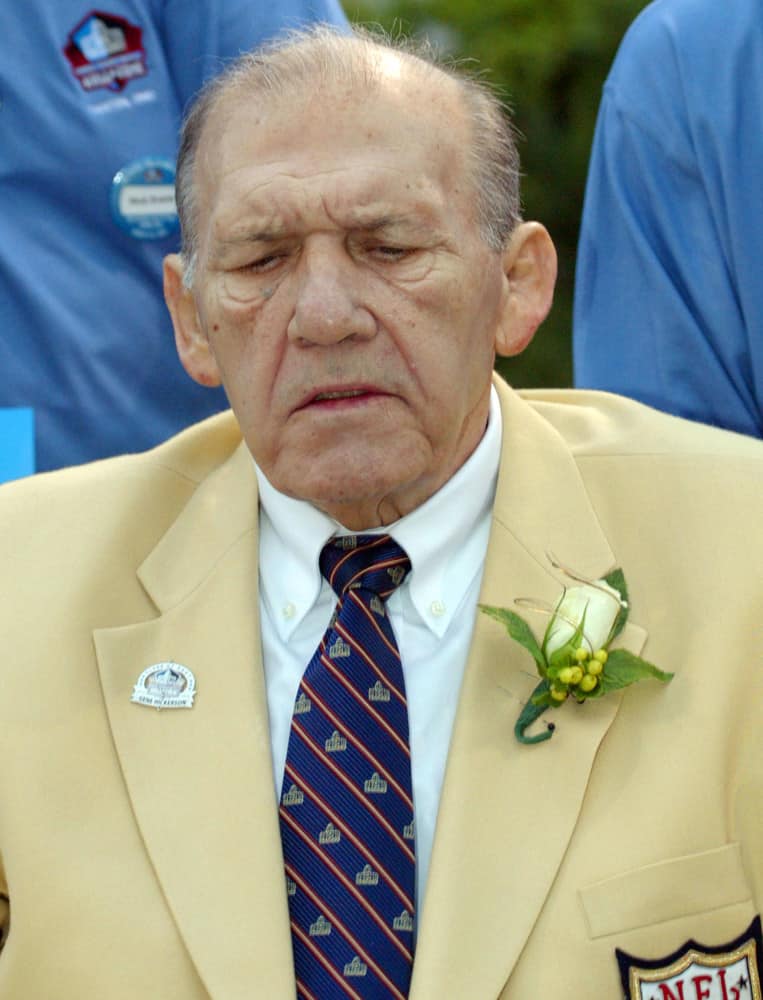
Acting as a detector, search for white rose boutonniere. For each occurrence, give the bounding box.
[543,578,622,659]
[480,562,672,744]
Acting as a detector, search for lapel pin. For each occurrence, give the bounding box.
[131,661,196,710]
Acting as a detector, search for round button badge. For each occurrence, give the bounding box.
[110,156,179,240]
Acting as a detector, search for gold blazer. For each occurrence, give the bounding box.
[1,377,762,998]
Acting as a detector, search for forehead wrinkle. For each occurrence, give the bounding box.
[212,173,446,244]
[217,160,435,205]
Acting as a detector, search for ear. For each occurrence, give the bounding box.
[495,222,557,357]
[163,253,223,387]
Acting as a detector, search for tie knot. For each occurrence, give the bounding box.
[320,534,411,600]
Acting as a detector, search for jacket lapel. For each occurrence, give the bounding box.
[94,443,295,1000]
[410,382,646,999]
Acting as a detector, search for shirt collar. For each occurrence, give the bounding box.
[256,385,503,639]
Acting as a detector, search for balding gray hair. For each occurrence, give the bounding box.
[176,25,521,287]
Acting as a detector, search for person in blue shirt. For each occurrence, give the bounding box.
[573,0,763,438]
[0,1,347,473]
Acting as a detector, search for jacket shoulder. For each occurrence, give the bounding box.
[0,411,242,509]
[518,388,763,465]
[0,412,244,569]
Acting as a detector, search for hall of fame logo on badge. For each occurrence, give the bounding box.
[131,662,196,709]
[617,916,763,1000]
[63,11,148,93]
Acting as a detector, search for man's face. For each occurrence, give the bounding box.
[172,71,518,528]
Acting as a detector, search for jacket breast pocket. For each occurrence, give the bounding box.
[579,843,754,939]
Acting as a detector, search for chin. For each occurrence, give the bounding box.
[263,433,432,512]
[289,464,413,517]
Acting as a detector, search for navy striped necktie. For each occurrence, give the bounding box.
[280,534,416,999]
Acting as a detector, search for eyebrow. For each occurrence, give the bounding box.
[214,228,288,249]
[223,216,408,240]
[346,214,440,236]
[348,214,405,231]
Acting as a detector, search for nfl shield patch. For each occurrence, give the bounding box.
[617,916,762,999]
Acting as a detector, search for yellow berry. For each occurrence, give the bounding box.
[569,666,584,685]
[592,649,609,664]
[558,667,575,684]
[574,647,590,662]
[587,659,604,677]
[579,673,598,693]
[550,686,568,702]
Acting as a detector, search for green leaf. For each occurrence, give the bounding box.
[598,648,674,694]
[479,604,546,674]
[604,568,629,642]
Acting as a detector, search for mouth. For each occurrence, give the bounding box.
[297,385,388,410]
[313,389,369,402]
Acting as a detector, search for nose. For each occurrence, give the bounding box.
[287,241,376,345]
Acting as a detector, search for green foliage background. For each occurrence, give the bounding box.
[345,0,649,388]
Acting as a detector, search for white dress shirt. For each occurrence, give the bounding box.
[256,387,502,913]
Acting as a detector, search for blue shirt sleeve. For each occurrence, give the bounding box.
[573,0,763,438]
[160,0,348,108]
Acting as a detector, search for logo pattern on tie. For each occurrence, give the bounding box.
[280,535,415,999]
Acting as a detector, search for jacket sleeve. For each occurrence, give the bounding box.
[573,5,763,438]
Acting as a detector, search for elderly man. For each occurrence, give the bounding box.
[1,26,763,1000]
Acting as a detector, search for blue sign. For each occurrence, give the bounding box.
[0,408,35,483]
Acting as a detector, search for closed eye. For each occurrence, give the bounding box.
[368,245,414,261]
[245,253,286,273]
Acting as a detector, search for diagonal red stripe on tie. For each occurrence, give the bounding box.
[284,763,415,910]
[333,614,406,702]
[291,719,415,859]
[296,979,321,1000]
[333,615,404,698]
[291,922,364,1000]
[302,679,414,809]
[326,535,391,590]
[343,554,410,593]
[286,864,409,1000]
[280,807,413,961]
[319,653,410,757]
[346,589,405,663]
